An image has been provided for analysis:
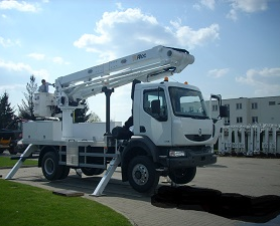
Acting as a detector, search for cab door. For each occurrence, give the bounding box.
[136,87,172,146]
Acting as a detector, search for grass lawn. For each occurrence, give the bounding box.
[0,180,132,226]
[0,155,38,168]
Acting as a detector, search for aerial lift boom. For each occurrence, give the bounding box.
[55,45,194,108]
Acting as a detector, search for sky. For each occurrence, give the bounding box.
[0,0,280,123]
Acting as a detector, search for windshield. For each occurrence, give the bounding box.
[168,87,209,119]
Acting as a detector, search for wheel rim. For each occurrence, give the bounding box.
[44,158,55,175]
[132,163,149,185]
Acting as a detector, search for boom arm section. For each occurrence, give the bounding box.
[55,45,194,109]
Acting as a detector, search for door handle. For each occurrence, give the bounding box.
[140,126,146,133]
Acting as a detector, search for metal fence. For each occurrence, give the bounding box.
[218,124,280,157]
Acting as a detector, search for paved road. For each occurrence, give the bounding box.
[1,156,280,226]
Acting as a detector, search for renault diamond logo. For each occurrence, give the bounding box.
[198,128,202,136]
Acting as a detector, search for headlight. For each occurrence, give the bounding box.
[169,150,186,157]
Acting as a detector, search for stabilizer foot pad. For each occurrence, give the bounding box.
[53,189,84,197]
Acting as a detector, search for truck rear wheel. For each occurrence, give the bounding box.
[127,156,159,193]
[42,152,63,181]
[168,167,196,184]
[81,167,104,176]
[58,166,70,180]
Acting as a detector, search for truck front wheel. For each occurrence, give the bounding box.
[128,156,159,193]
[168,167,196,184]
[42,152,63,181]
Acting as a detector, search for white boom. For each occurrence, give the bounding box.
[54,45,194,109]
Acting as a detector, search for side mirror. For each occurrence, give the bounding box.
[151,100,160,115]
[220,105,228,118]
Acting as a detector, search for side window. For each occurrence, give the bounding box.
[143,88,168,121]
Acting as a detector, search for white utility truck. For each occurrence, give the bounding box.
[6,45,227,195]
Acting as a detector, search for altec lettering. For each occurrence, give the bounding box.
[133,53,146,61]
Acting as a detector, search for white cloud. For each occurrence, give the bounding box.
[236,67,280,96]
[27,53,69,65]
[0,37,20,47]
[52,56,69,65]
[193,4,201,10]
[201,0,216,10]
[258,67,280,77]
[172,22,219,47]
[0,59,31,72]
[116,2,124,10]
[227,0,270,21]
[27,53,45,60]
[1,14,7,18]
[74,8,158,55]
[229,0,268,13]
[208,68,229,78]
[0,0,40,12]
[0,59,49,79]
[0,84,25,92]
[74,8,220,61]
[226,9,238,21]
[193,0,215,10]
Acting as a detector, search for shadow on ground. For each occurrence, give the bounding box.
[151,185,280,223]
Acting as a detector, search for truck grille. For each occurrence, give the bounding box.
[185,134,211,142]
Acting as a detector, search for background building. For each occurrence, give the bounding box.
[206,95,280,125]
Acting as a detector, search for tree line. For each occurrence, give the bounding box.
[0,75,101,130]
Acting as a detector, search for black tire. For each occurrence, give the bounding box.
[58,166,70,180]
[42,152,63,181]
[9,148,17,155]
[127,156,160,193]
[0,148,5,154]
[168,167,197,184]
[81,167,104,176]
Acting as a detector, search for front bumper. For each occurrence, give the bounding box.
[167,151,217,168]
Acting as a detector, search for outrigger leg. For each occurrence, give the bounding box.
[5,144,36,180]
[91,153,121,197]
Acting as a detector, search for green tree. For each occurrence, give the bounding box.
[18,75,37,120]
[0,91,15,129]
[87,111,101,122]
[73,101,92,123]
